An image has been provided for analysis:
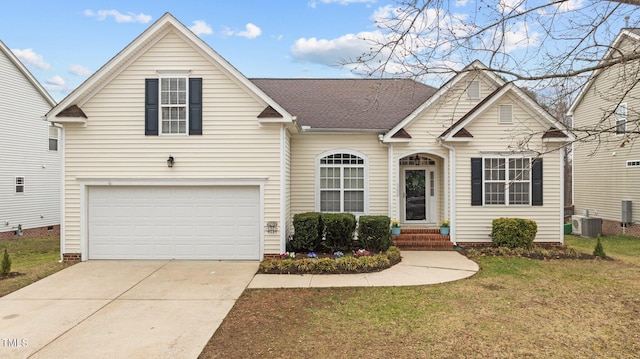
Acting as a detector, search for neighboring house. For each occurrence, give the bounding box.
[568,28,640,237]
[0,39,59,240]
[46,13,572,261]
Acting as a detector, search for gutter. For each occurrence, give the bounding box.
[301,126,386,133]
[437,139,456,245]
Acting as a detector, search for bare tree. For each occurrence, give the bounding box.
[351,0,640,151]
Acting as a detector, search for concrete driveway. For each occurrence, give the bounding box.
[0,260,259,359]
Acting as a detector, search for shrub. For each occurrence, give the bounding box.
[593,235,606,257]
[322,213,356,251]
[336,256,360,272]
[357,215,391,253]
[386,246,401,262]
[315,258,338,272]
[491,217,538,249]
[1,248,11,276]
[290,212,323,252]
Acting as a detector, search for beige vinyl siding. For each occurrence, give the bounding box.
[572,35,640,224]
[0,46,59,233]
[290,132,389,217]
[62,30,283,255]
[455,98,563,243]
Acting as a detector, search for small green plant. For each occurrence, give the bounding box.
[593,235,606,257]
[440,220,450,228]
[1,248,11,276]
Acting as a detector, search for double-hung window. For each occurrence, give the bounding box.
[615,103,627,135]
[483,157,530,205]
[160,77,187,134]
[145,74,202,136]
[49,125,59,151]
[318,152,366,213]
[15,177,25,193]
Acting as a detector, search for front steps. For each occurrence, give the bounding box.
[392,227,454,251]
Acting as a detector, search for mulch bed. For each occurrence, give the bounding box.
[457,246,614,261]
[0,272,25,281]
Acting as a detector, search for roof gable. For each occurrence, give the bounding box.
[46,13,291,123]
[568,28,640,116]
[0,39,56,107]
[382,60,505,141]
[440,83,574,142]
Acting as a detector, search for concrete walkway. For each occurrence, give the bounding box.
[249,251,479,288]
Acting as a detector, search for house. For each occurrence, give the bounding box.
[568,28,640,237]
[0,39,59,240]
[46,13,572,261]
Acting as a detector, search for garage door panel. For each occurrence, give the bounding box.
[88,186,260,260]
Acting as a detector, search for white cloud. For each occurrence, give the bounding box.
[308,0,376,7]
[11,48,51,70]
[43,75,71,94]
[237,23,262,39]
[84,9,152,23]
[68,64,91,76]
[291,31,381,66]
[224,23,262,39]
[46,75,65,86]
[189,20,213,36]
[491,21,540,52]
[556,0,584,12]
[455,0,469,6]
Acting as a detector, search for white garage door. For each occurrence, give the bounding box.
[88,186,260,260]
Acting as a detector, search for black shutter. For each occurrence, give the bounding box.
[189,78,202,135]
[145,79,159,136]
[471,158,483,206]
[532,158,543,206]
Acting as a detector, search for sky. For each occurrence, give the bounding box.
[0,0,637,102]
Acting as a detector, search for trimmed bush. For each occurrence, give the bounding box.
[357,215,391,253]
[1,249,11,276]
[321,213,356,251]
[289,212,323,252]
[490,217,538,249]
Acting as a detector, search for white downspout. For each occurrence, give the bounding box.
[58,123,65,262]
[280,123,287,254]
[439,140,456,245]
[378,134,394,219]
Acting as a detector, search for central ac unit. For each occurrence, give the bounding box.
[572,215,585,235]
[582,217,602,238]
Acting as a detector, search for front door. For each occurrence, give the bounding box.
[405,169,427,222]
[402,163,438,224]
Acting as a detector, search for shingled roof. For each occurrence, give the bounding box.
[250,78,437,130]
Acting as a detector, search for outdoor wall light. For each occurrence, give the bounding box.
[167,155,175,168]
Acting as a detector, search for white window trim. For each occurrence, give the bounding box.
[466,80,480,100]
[158,73,189,136]
[499,104,513,124]
[15,176,25,194]
[627,160,640,167]
[315,149,369,215]
[49,125,59,151]
[482,155,532,206]
[615,102,627,136]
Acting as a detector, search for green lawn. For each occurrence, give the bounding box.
[201,235,640,358]
[0,236,73,297]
